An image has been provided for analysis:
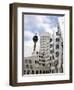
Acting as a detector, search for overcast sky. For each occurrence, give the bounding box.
[24,15,64,57]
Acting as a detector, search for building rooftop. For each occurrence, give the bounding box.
[40,32,50,37]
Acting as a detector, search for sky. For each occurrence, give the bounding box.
[24,14,64,57]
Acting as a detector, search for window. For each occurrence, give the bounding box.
[26,64,29,68]
[50,63,51,66]
[42,60,45,62]
[46,71,48,73]
[36,51,38,54]
[50,38,52,42]
[52,70,55,73]
[47,71,49,73]
[39,55,43,58]
[52,55,54,59]
[35,60,39,64]
[24,70,26,74]
[56,31,61,36]
[40,70,42,74]
[61,42,63,48]
[32,70,34,74]
[56,44,59,49]
[56,52,59,57]
[50,44,53,48]
[30,65,33,69]
[42,64,45,66]
[43,70,45,74]
[39,56,41,58]
[60,65,63,73]
[36,70,38,74]
[29,60,32,63]
[39,63,41,65]
[54,60,58,66]
[27,70,30,74]
[50,50,54,54]
[50,57,52,60]
[56,38,60,42]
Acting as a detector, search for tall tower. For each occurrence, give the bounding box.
[32,33,38,52]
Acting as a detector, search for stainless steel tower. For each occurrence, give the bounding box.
[33,33,38,51]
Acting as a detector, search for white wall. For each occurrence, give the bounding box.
[0,0,74,89]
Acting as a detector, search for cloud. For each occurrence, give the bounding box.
[24,15,64,57]
[24,30,34,41]
[24,15,58,34]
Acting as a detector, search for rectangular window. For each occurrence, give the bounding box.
[56,38,60,42]
[50,44,53,48]
[56,44,59,49]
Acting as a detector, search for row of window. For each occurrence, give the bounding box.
[35,60,45,66]
[24,70,52,74]
[40,44,60,51]
[50,51,59,57]
[41,38,60,43]
[24,68,63,74]
[25,65,33,69]
[39,59,45,62]
[50,44,59,49]
[50,38,60,42]
[41,43,62,50]
[25,60,59,68]
[25,59,32,63]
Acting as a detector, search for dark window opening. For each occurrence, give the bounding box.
[46,71,48,73]
[50,50,54,54]
[56,38,60,42]
[42,60,45,62]
[26,64,29,68]
[56,51,59,57]
[50,38,52,42]
[56,31,61,36]
[50,57,52,60]
[50,63,51,66]
[36,51,38,54]
[42,64,45,66]
[29,60,32,63]
[24,70,26,74]
[43,70,45,74]
[52,70,55,73]
[36,70,38,74]
[56,44,59,49]
[40,70,42,74]
[61,42,63,48]
[32,70,34,74]
[27,70,30,74]
[35,60,39,64]
[50,44,53,48]
[52,55,54,59]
